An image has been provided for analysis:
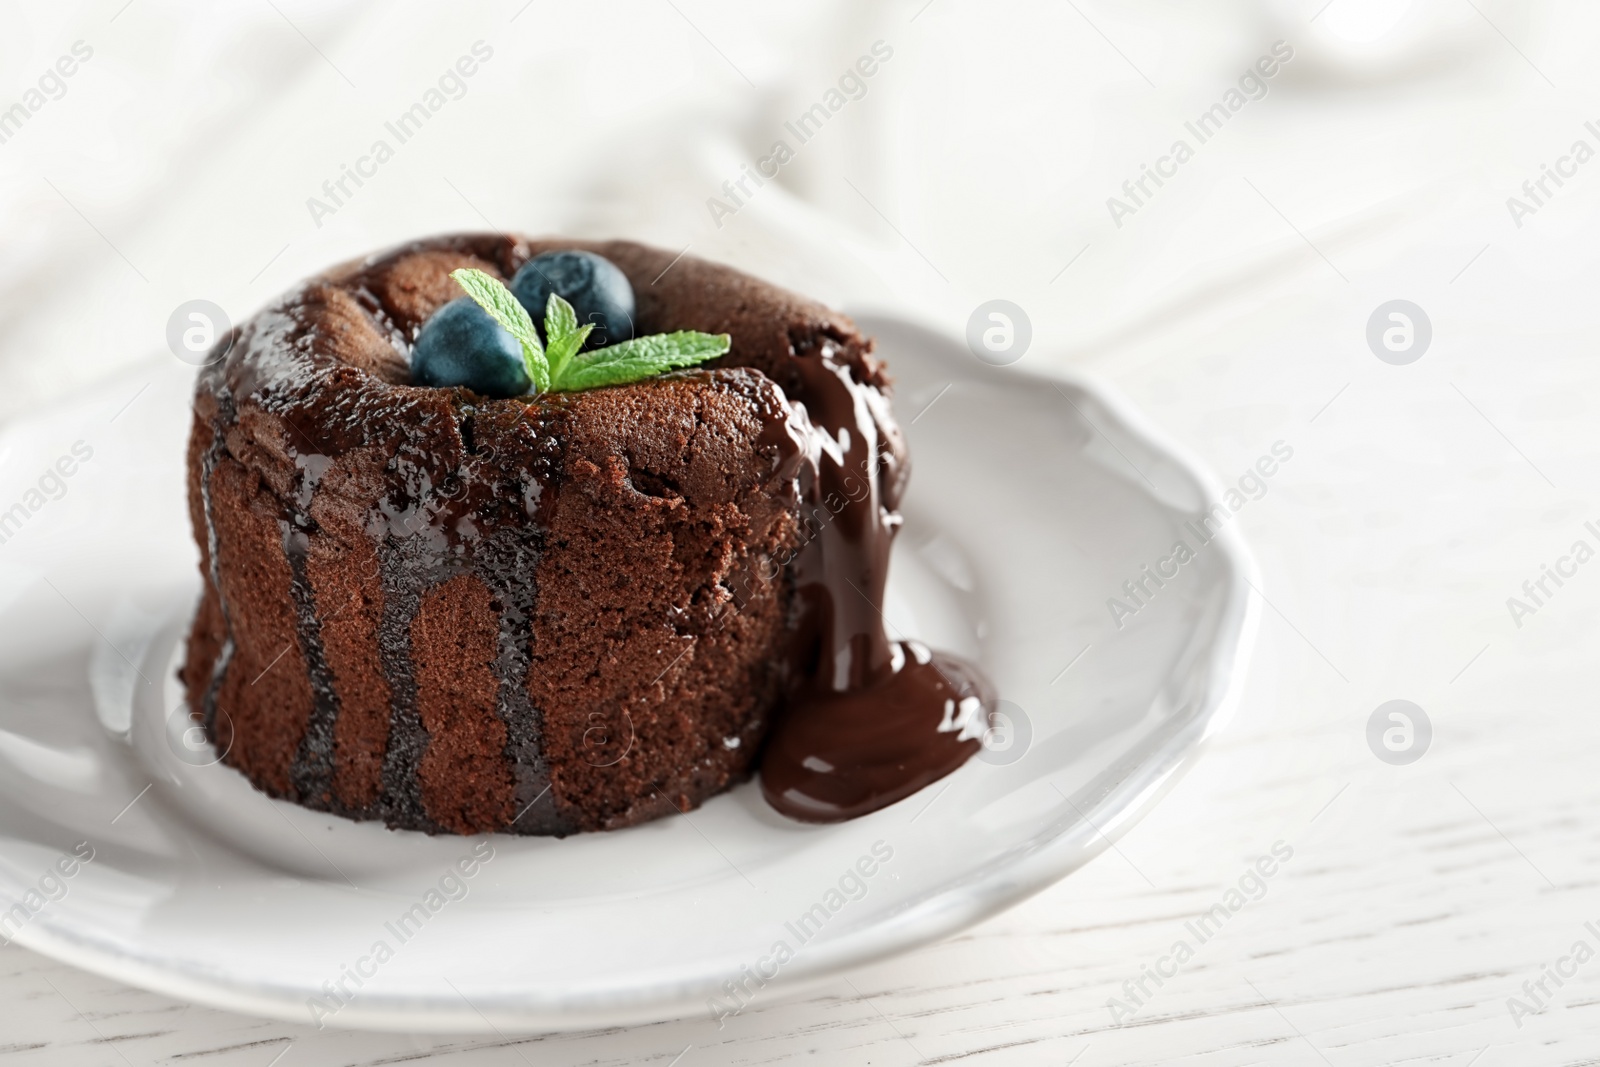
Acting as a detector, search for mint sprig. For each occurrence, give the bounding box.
[552,331,735,392]
[539,291,591,383]
[450,268,730,395]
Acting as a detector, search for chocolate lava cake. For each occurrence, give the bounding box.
[183,234,990,836]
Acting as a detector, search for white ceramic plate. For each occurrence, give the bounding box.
[0,311,1256,1032]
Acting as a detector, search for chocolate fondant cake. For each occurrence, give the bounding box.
[182,235,992,835]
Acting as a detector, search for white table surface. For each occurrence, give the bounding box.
[5,1,1599,1063]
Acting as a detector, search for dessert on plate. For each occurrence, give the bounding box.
[181,234,992,835]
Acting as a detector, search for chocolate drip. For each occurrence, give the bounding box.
[757,334,993,823]
[363,405,571,835]
[365,439,483,832]
[196,391,236,736]
[284,458,341,807]
[191,238,582,835]
[372,531,452,833]
[761,642,990,821]
[473,528,565,835]
[788,335,904,690]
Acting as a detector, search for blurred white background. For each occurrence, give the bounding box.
[0,0,1586,412]
[6,1,1600,1064]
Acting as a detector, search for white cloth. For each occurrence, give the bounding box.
[0,0,1573,422]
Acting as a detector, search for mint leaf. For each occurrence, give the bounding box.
[550,331,731,393]
[541,292,593,383]
[450,268,549,393]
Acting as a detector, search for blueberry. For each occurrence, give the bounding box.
[410,298,531,399]
[510,251,635,350]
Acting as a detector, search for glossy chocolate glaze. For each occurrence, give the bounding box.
[190,234,992,830]
[761,641,992,821]
[196,395,236,740]
[751,338,993,822]
[197,240,586,833]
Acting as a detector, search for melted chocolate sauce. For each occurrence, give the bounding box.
[762,641,991,821]
[757,336,995,823]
